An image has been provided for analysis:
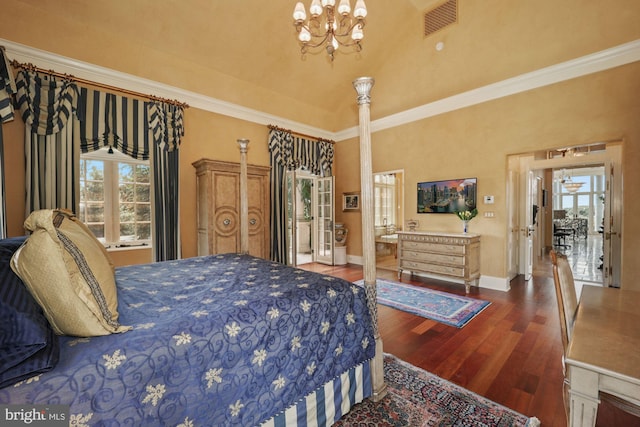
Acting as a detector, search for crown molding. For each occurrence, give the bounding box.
[0,38,335,140]
[3,38,639,142]
[336,39,640,141]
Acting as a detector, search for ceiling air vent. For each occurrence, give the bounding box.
[424,0,457,37]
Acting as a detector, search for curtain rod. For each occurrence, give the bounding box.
[268,124,335,145]
[10,60,189,108]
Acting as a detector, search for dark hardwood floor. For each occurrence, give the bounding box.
[299,255,640,427]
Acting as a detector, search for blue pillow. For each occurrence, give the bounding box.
[0,236,59,389]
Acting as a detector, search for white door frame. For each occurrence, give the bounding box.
[509,141,623,286]
[506,157,520,281]
[522,166,535,281]
[603,143,623,287]
[287,170,321,267]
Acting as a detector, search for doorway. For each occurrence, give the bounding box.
[286,170,335,266]
[507,141,622,287]
[551,166,605,282]
[373,170,404,271]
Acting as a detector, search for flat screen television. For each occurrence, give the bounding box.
[417,178,477,213]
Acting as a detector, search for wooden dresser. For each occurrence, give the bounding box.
[193,159,270,259]
[397,231,480,293]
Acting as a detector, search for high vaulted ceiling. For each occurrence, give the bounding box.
[3,0,639,131]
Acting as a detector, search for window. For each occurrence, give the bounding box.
[79,147,151,247]
[374,173,397,228]
[553,167,604,233]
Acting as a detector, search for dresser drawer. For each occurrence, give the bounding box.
[400,259,465,278]
[401,240,465,255]
[402,250,464,266]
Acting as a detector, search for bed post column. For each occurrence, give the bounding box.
[238,138,250,255]
[353,76,387,401]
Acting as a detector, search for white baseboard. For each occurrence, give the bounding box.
[478,275,511,292]
[346,255,363,265]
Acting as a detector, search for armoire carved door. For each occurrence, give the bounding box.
[193,159,270,259]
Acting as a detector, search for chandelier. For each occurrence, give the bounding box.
[293,0,367,61]
[562,179,583,193]
[559,170,583,193]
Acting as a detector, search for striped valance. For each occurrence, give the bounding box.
[80,90,184,159]
[0,48,16,123]
[148,101,184,152]
[15,71,79,135]
[14,71,184,161]
[268,129,334,177]
[79,87,150,160]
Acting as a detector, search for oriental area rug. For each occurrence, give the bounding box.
[354,279,490,328]
[334,354,540,427]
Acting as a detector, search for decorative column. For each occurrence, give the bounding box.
[353,76,387,401]
[237,139,250,255]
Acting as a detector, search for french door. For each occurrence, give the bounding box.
[286,171,334,266]
[314,176,334,265]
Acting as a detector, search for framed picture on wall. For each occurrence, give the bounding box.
[342,192,360,212]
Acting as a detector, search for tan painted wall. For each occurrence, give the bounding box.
[2,119,26,238]
[6,61,638,282]
[177,109,272,259]
[334,62,640,290]
[1,107,273,266]
[108,249,152,267]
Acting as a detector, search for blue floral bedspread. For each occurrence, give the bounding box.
[1,254,375,426]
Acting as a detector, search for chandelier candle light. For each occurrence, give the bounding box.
[293,0,367,60]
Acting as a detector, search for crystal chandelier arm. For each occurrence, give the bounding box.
[296,26,362,50]
[297,29,332,50]
[299,16,364,45]
[333,14,365,38]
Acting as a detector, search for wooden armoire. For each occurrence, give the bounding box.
[192,159,270,259]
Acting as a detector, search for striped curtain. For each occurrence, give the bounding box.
[78,92,184,261]
[0,130,6,239]
[15,70,80,214]
[16,73,184,260]
[268,129,334,263]
[148,102,184,261]
[0,47,16,238]
[0,47,15,122]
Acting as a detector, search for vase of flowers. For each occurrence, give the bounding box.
[455,208,478,233]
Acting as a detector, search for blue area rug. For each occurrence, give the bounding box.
[355,278,490,328]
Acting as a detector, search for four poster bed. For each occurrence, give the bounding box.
[0,79,383,425]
